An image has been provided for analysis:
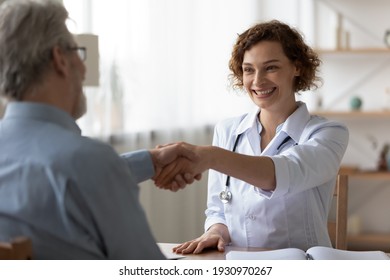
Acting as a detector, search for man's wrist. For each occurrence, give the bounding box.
[148,149,158,174]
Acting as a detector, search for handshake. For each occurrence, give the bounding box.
[149,142,209,192]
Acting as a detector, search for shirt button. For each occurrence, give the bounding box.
[249,215,255,220]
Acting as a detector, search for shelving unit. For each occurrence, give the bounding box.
[315,46,390,249]
[313,47,390,112]
[314,48,390,251]
[316,48,390,54]
[313,0,390,253]
[313,111,390,119]
[338,170,390,252]
[348,233,390,252]
[345,171,390,179]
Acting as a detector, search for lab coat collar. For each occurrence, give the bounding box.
[234,101,311,144]
[235,106,260,137]
[279,101,311,144]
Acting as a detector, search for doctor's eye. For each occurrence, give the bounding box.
[265,65,279,72]
[243,67,254,73]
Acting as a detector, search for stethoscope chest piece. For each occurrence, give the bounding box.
[219,189,232,204]
[219,133,242,204]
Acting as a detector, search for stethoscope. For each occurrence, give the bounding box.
[219,133,293,204]
[219,133,243,203]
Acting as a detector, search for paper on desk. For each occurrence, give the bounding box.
[226,246,390,260]
[306,246,390,260]
[161,250,186,260]
[226,248,307,260]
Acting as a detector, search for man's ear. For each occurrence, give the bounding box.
[51,46,69,77]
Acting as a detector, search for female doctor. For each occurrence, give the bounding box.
[156,20,349,254]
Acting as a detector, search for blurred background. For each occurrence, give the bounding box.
[1,0,390,251]
[63,0,390,251]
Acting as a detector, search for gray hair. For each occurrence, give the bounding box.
[0,0,74,100]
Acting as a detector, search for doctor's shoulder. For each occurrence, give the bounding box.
[307,114,348,132]
[301,114,349,143]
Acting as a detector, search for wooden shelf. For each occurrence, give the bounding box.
[348,233,390,252]
[316,48,390,54]
[347,171,390,180]
[339,168,390,179]
[312,110,390,119]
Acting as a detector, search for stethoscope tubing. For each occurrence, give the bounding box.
[220,132,293,203]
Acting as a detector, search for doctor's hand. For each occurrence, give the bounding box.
[153,142,209,190]
[173,224,231,254]
[149,142,202,191]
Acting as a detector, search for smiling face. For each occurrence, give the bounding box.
[242,40,299,114]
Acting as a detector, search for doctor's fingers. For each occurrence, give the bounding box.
[170,173,188,191]
[174,236,221,254]
[173,240,202,254]
[163,174,191,191]
[168,172,202,190]
[192,237,223,254]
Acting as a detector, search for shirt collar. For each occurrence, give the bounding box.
[235,105,260,136]
[234,101,311,143]
[280,101,310,143]
[3,102,82,134]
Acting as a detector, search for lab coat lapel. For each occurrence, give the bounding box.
[261,102,311,155]
[246,128,261,155]
[235,107,261,155]
[261,131,289,156]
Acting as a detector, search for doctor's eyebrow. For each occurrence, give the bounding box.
[242,59,281,66]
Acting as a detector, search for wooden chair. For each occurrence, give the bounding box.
[0,237,33,260]
[328,174,349,250]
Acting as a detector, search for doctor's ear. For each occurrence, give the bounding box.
[292,60,301,77]
[294,65,301,77]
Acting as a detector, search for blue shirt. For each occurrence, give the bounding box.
[205,102,349,250]
[0,102,165,259]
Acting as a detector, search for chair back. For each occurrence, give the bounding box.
[0,237,33,260]
[328,174,349,250]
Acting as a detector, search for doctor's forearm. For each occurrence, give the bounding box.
[201,146,276,191]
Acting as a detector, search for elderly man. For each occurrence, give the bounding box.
[0,0,198,259]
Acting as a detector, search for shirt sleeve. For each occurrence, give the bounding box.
[204,124,229,231]
[121,149,155,183]
[270,122,349,199]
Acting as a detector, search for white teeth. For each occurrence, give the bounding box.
[254,88,274,95]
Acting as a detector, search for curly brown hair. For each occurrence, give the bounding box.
[229,20,322,93]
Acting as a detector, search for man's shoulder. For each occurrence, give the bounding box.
[64,135,119,162]
[39,129,120,169]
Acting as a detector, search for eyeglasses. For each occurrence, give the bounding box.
[68,46,87,61]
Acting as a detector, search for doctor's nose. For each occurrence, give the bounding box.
[253,71,265,86]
